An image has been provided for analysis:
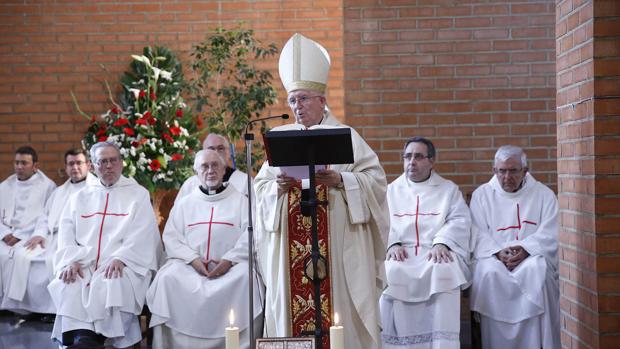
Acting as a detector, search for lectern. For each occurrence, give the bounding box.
[263,128,354,349]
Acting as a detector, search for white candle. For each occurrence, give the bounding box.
[225,309,239,349]
[330,312,344,349]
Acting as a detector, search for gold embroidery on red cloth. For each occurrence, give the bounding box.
[287,184,332,348]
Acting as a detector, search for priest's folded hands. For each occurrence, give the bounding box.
[2,233,20,247]
[190,257,233,278]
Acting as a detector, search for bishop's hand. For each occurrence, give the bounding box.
[316,169,342,188]
[276,173,297,197]
[60,262,84,284]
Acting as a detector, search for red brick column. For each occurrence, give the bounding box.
[557,0,620,347]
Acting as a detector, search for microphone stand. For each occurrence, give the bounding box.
[243,114,288,349]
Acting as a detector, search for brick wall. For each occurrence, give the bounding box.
[557,0,620,347]
[0,0,344,183]
[343,0,557,197]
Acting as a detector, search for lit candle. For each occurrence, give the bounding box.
[330,312,344,349]
[225,309,239,349]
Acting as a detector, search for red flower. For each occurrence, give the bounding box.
[175,109,183,118]
[96,125,107,136]
[132,138,148,147]
[91,115,96,122]
[113,118,129,127]
[162,133,174,143]
[149,159,161,171]
[111,107,121,114]
[123,127,135,136]
[149,87,156,101]
[98,136,108,142]
[136,118,148,126]
[139,90,146,98]
[169,126,181,136]
[171,153,183,161]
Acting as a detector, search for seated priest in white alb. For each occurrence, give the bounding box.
[469,145,560,349]
[380,137,472,349]
[175,133,250,203]
[147,149,262,349]
[48,141,161,349]
[0,146,56,316]
[2,148,94,317]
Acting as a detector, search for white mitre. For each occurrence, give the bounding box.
[278,33,331,94]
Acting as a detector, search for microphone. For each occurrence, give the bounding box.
[246,113,289,127]
[244,114,289,138]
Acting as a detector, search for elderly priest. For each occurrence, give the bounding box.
[470,145,560,349]
[48,142,160,349]
[147,149,262,349]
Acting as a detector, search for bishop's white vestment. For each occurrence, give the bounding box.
[254,112,389,349]
[469,173,560,349]
[147,184,262,349]
[175,167,249,204]
[48,175,160,348]
[380,171,471,349]
[0,170,56,314]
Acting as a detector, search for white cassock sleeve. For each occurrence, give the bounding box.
[432,188,472,260]
[518,189,558,261]
[221,194,250,264]
[109,190,159,276]
[470,190,503,258]
[163,203,201,265]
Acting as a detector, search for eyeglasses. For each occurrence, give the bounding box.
[495,168,523,176]
[403,153,431,161]
[287,95,321,106]
[206,145,227,152]
[200,162,222,172]
[66,160,85,167]
[96,157,120,166]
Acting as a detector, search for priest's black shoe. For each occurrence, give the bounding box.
[63,329,106,349]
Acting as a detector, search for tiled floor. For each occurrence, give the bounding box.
[0,311,472,349]
[0,312,152,349]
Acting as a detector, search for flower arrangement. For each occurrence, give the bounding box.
[75,46,202,192]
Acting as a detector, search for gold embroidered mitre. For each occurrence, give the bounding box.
[279,33,331,94]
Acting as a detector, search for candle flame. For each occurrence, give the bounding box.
[229,309,235,326]
[334,312,340,325]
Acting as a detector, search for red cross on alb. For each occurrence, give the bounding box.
[80,192,129,271]
[392,195,440,256]
[496,203,537,240]
[187,207,234,260]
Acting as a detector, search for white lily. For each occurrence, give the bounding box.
[129,88,141,99]
[160,70,172,81]
[131,54,151,67]
[152,66,161,81]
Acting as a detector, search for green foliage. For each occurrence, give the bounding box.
[188,25,278,172]
[80,46,201,193]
